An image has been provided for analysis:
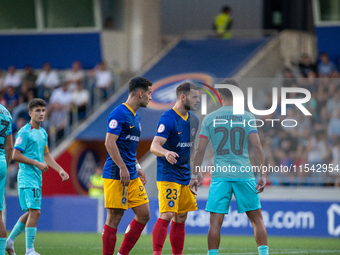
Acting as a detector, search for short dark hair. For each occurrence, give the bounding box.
[218,78,239,99]
[129,77,152,94]
[28,98,46,111]
[176,82,198,98]
[222,6,230,13]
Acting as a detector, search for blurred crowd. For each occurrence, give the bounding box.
[202,52,340,188]
[0,60,118,192]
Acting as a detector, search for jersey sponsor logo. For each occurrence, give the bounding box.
[168,200,175,207]
[148,73,213,110]
[109,119,118,129]
[15,137,23,145]
[158,124,165,133]
[191,128,195,136]
[176,142,193,148]
[125,135,140,141]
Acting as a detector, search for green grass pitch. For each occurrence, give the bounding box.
[9,232,340,255]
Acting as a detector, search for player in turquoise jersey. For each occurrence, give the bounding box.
[0,104,13,255]
[191,79,269,255]
[6,99,69,255]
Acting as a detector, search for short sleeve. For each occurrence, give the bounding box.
[14,132,28,152]
[199,116,210,141]
[247,113,258,135]
[107,110,125,136]
[155,115,173,139]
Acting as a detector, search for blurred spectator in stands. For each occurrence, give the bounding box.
[103,17,114,29]
[18,82,34,106]
[87,163,104,199]
[316,86,329,114]
[36,62,60,101]
[91,61,112,100]
[299,54,317,78]
[49,82,72,107]
[282,68,298,87]
[12,117,27,137]
[314,106,329,133]
[22,65,37,91]
[3,66,21,90]
[65,60,85,92]
[301,70,318,94]
[71,81,90,121]
[307,131,329,168]
[47,82,72,141]
[328,108,340,143]
[214,6,233,39]
[330,137,340,187]
[295,111,312,137]
[3,86,19,113]
[11,82,34,124]
[318,52,336,77]
[326,87,340,117]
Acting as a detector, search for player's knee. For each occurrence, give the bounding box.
[174,213,187,223]
[29,209,41,219]
[246,209,263,224]
[137,211,150,224]
[160,212,175,221]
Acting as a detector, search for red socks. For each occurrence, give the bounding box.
[102,224,117,255]
[152,218,170,255]
[170,221,185,255]
[118,219,146,255]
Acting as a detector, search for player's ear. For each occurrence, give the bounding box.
[139,89,144,98]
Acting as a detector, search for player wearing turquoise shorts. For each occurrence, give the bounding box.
[151,82,200,255]
[0,104,13,255]
[6,99,69,255]
[191,79,269,255]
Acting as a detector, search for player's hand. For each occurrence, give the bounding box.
[120,167,130,186]
[255,177,266,194]
[189,173,203,195]
[36,162,49,173]
[59,169,69,182]
[189,179,198,195]
[165,151,179,165]
[137,168,147,186]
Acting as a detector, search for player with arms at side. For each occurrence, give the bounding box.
[191,79,269,255]
[6,99,69,255]
[0,104,13,255]
[151,82,200,255]
[102,77,152,255]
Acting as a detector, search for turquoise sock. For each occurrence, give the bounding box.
[0,238,5,255]
[8,221,25,241]
[25,227,37,249]
[258,245,269,255]
[208,249,219,255]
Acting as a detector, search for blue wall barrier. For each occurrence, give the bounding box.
[6,196,340,237]
[316,26,340,64]
[0,33,102,69]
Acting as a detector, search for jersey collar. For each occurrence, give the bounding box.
[123,103,136,116]
[172,107,188,121]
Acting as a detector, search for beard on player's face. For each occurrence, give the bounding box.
[184,97,191,111]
